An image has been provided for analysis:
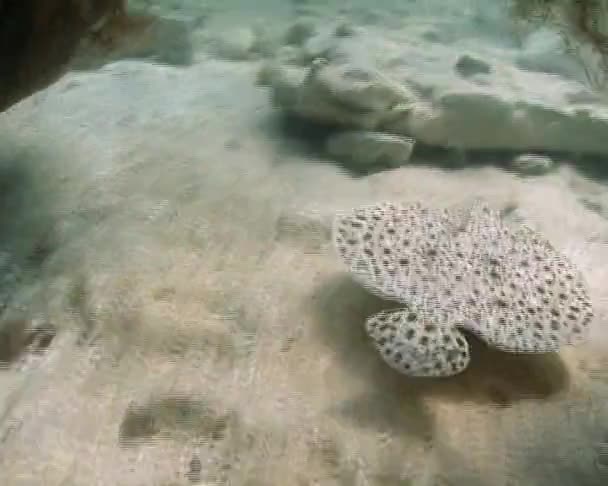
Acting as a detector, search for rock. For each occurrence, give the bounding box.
[301,30,340,62]
[211,27,257,61]
[265,59,418,130]
[326,130,415,168]
[400,88,608,155]
[307,61,410,112]
[257,61,306,97]
[510,154,554,175]
[284,18,317,46]
[261,18,608,157]
[334,20,357,38]
[210,23,278,61]
[420,28,442,43]
[454,54,492,77]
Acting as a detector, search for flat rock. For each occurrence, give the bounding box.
[260,24,608,156]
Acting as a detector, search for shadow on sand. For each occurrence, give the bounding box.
[309,273,571,444]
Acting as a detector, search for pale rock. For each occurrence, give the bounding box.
[307,61,412,113]
[260,12,608,157]
[265,59,419,130]
[302,34,336,62]
[326,130,415,168]
[212,27,257,61]
[403,88,608,154]
[257,62,306,102]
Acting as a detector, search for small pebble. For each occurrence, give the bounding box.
[326,130,416,168]
[454,54,492,77]
[510,153,554,176]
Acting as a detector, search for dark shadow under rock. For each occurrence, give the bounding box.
[263,111,568,178]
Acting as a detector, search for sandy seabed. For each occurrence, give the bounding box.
[1,1,608,485]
